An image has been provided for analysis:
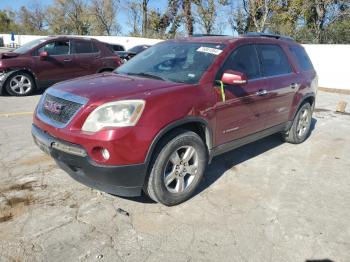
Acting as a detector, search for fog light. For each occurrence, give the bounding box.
[101,148,110,160]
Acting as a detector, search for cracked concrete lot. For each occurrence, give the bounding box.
[0,91,349,262]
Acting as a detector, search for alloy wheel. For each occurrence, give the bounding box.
[163,146,198,194]
[9,75,32,95]
[296,107,311,137]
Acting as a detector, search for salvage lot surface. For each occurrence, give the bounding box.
[0,91,349,262]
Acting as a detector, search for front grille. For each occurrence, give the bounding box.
[42,93,83,124]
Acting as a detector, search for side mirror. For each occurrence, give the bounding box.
[221,70,247,85]
[39,51,49,60]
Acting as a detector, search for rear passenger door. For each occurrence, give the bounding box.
[256,44,297,128]
[72,40,102,76]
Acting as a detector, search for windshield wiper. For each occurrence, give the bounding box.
[126,72,166,81]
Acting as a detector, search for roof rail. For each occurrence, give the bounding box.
[191,34,228,37]
[244,32,294,41]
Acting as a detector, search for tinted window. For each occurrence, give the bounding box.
[128,45,149,54]
[110,44,124,51]
[220,45,261,80]
[37,41,70,55]
[257,44,292,77]
[289,46,314,71]
[75,40,97,54]
[92,42,99,53]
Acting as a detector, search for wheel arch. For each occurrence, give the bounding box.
[1,69,38,94]
[293,94,315,119]
[144,117,213,166]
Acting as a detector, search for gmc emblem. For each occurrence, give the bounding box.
[44,100,64,114]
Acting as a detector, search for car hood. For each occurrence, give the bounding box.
[50,72,185,104]
[0,52,19,59]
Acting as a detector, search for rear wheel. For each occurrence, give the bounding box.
[145,130,207,206]
[283,102,312,144]
[5,72,35,96]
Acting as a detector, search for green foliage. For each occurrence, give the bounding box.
[0,0,349,43]
[0,10,19,33]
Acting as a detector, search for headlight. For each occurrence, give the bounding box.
[82,100,145,132]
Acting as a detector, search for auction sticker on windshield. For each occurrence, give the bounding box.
[196,47,223,55]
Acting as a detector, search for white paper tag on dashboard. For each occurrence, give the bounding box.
[196,47,223,55]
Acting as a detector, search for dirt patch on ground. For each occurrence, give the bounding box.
[0,180,48,223]
[20,154,52,166]
[0,193,35,223]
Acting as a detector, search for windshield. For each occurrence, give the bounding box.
[14,38,47,54]
[116,42,225,84]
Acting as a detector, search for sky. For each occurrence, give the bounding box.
[0,0,232,35]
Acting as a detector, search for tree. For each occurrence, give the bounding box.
[302,0,350,43]
[243,0,277,32]
[47,0,90,35]
[142,0,150,36]
[228,3,250,34]
[17,2,47,35]
[268,0,303,37]
[0,10,18,33]
[196,0,217,34]
[90,0,120,35]
[126,1,142,36]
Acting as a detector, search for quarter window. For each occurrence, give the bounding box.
[256,44,292,77]
[289,46,314,71]
[220,45,261,80]
[36,41,70,56]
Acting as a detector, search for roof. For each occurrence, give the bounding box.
[174,32,295,45]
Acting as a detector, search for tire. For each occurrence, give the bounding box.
[283,102,312,144]
[145,130,207,206]
[5,72,35,96]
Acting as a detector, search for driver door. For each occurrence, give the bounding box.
[214,44,269,146]
[33,40,76,87]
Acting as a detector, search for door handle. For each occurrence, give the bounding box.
[256,89,268,96]
[63,59,72,62]
[290,83,299,89]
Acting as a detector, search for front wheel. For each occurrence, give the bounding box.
[5,72,36,96]
[283,102,312,144]
[145,130,207,206]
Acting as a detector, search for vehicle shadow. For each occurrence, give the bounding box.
[194,117,317,198]
[118,118,317,205]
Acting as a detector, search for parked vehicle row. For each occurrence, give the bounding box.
[0,36,149,96]
[31,33,317,205]
[115,45,150,63]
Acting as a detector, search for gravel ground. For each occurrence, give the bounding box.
[0,90,349,262]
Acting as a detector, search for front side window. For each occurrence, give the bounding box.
[116,42,225,84]
[37,41,70,56]
[219,45,261,80]
[256,44,292,77]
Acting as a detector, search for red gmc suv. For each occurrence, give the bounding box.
[32,33,317,206]
[0,36,121,96]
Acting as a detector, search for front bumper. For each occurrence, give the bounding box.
[31,124,147,197]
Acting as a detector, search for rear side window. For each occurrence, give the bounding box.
[289,46,314,71]
[257,44,292,77]
[111,44,125,51]
[74,40,99,54]
[220,45,261,80]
